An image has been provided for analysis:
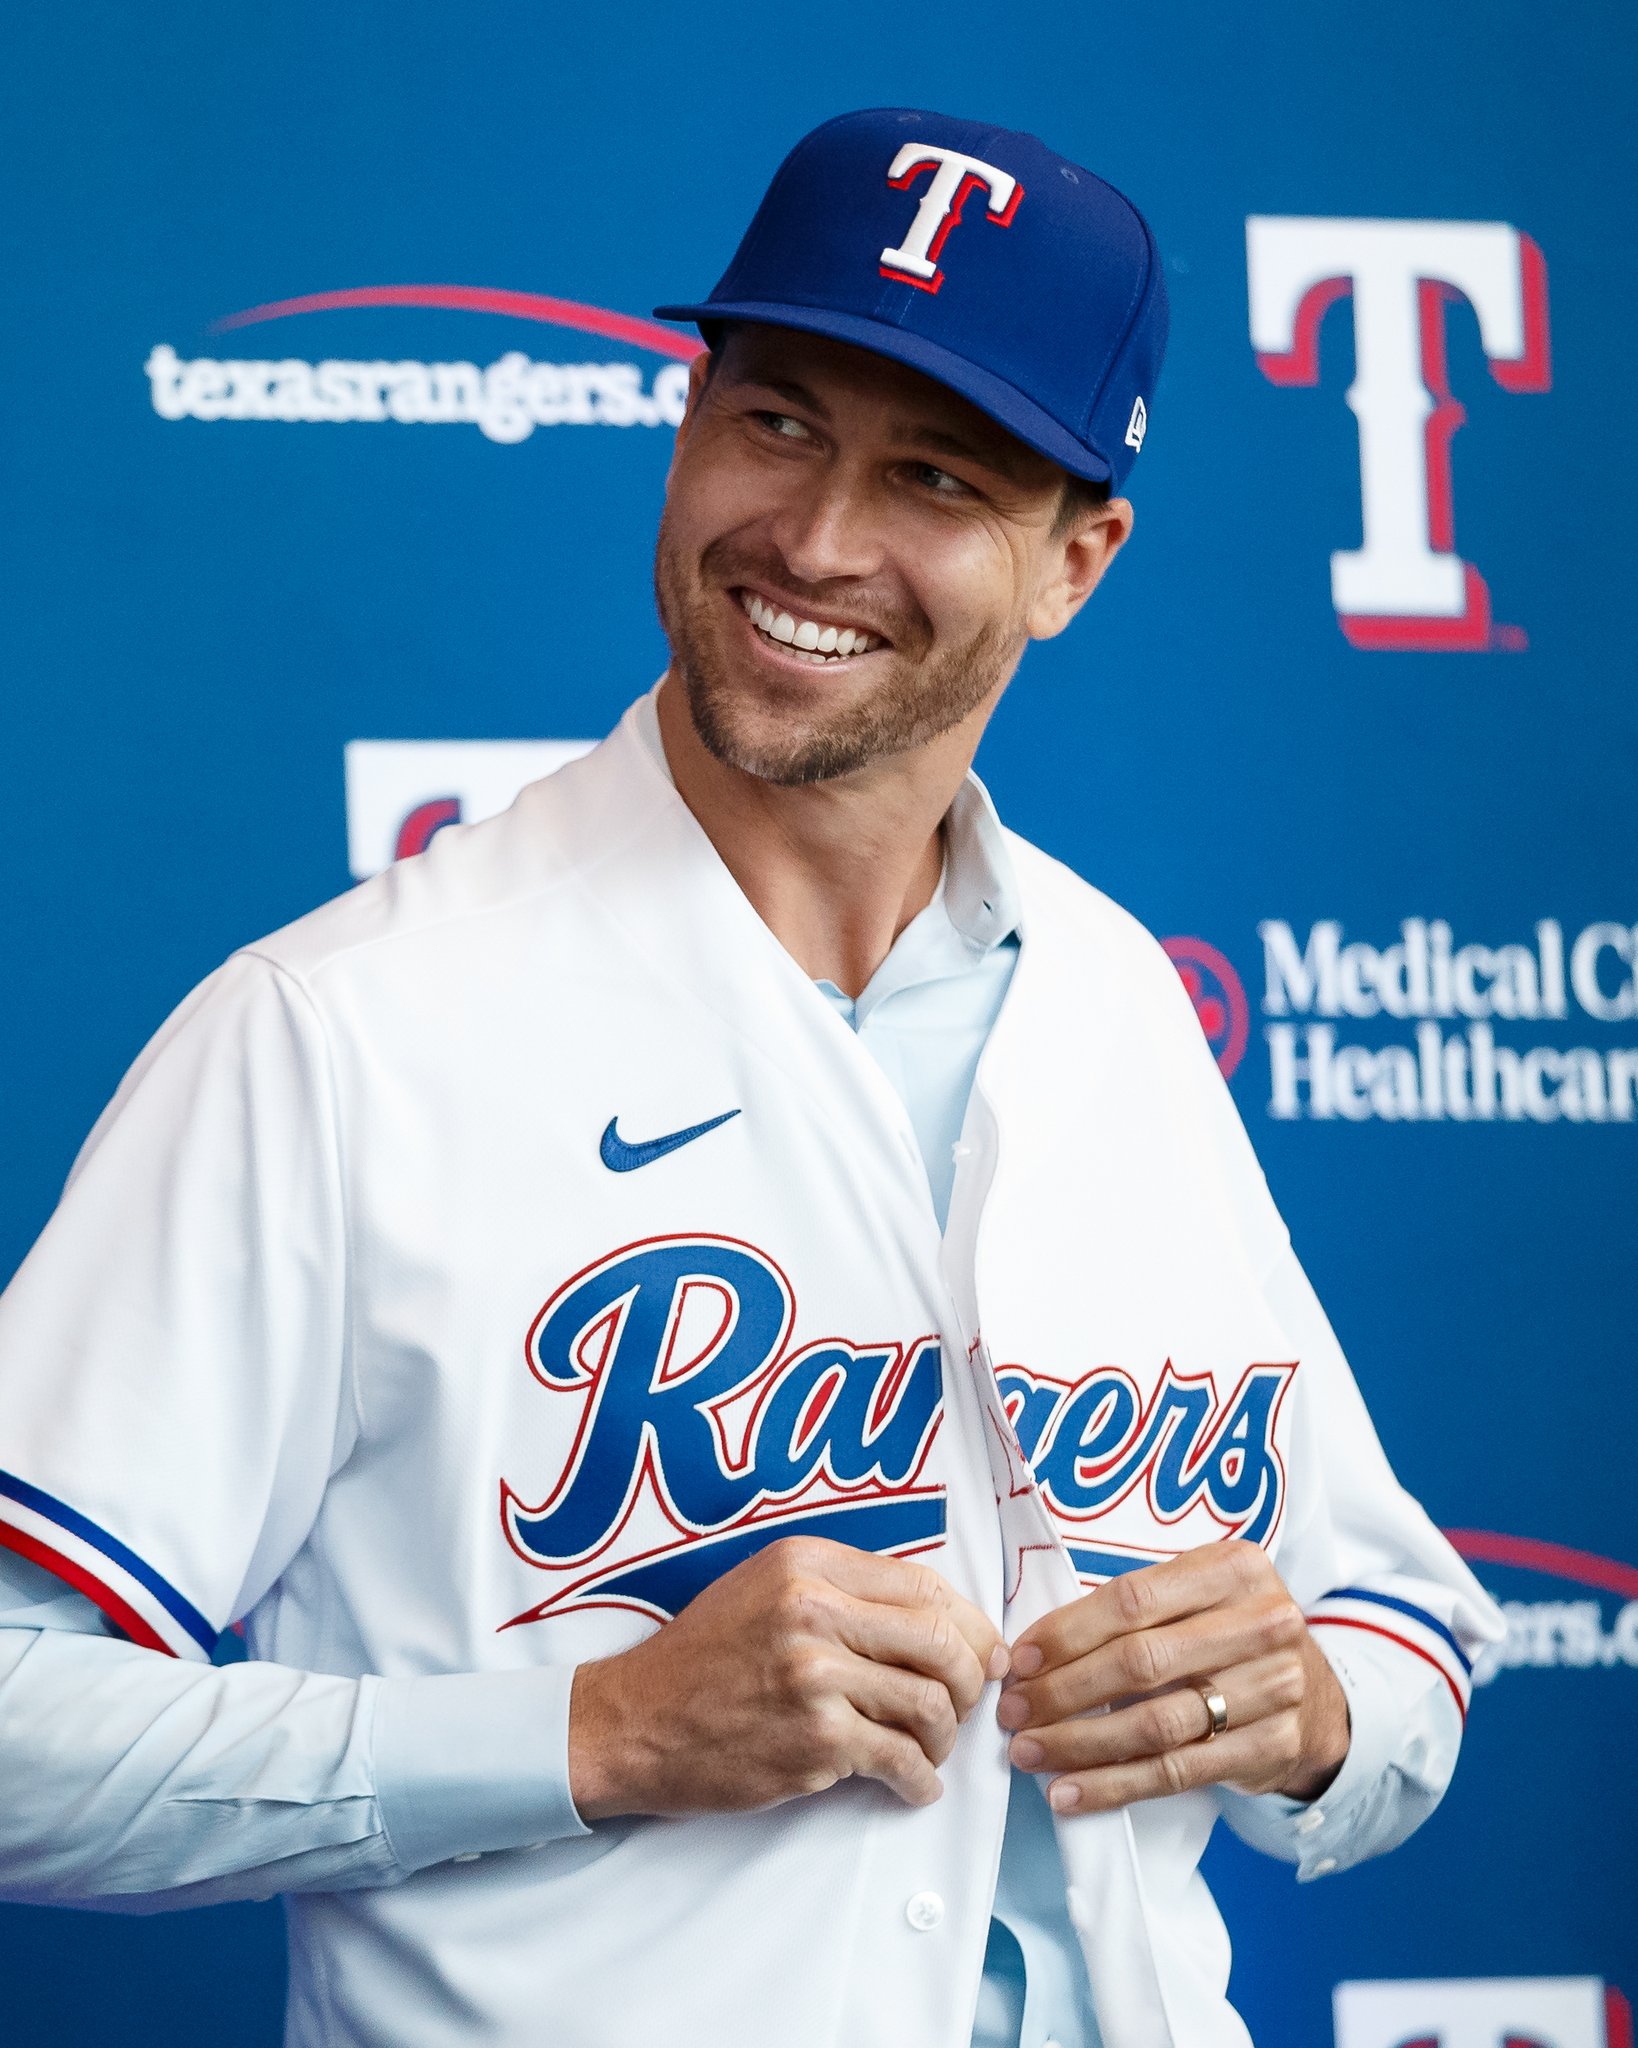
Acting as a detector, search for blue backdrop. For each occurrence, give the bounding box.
[2,5,1632,2044]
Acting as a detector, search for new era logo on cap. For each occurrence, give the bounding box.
[654,107,1168,490]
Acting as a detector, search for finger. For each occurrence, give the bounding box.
[806,1542,1006,1682]
[942,1595,1011,1682]
[1005,1655,1304,1776]
[841,1652,962,1766]
[1010,1541,1272,1679]
[830,1590,992,1719]
[1000,1585,1303,1728]
[849,1711,945,1806]
[1040,1713,1306,1815]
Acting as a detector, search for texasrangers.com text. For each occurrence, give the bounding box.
[1476,1598,1638,1679]
[145,344,691,441]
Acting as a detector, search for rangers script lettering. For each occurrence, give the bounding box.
[499,1236,1295,1627]
[999,1363,1295,1553]
[501,1236,946,1623]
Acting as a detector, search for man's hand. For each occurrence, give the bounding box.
[996,1540,1350,1813]
[569,1537,1008,1820]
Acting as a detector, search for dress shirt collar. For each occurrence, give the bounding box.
[631,683,1023,966]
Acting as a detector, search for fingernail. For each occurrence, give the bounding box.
[1048,1780,1082,1812]
[1009,1737,1044,1769]
[1010,1643,1042,1676]
[987,1644,1011,1682]
[996,1691,1028,1730]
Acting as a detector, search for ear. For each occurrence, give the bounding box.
[665,350,717,476]
[1026,497,1135,641]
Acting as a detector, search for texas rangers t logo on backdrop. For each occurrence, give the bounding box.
[1333,1974,1631,2048]
[1246,216,1550,651]
[880,144,1023,292]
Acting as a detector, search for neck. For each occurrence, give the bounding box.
[655,673,985,998]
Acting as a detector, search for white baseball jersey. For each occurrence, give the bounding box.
[0,696,1499,2047]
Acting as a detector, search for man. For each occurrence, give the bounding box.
[0,109,1498,2048]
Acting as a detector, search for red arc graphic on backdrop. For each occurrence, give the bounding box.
[209,284,704,360]
[1446,1530,1638,1601]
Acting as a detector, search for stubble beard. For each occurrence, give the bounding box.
[654,508,1025,788]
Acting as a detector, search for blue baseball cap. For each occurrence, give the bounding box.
[654,107,1168,489]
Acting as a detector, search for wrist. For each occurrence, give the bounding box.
[567,1657,646,1822]
[1278,1639,1352,1802]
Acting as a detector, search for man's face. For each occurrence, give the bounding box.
[654,325,1120,787]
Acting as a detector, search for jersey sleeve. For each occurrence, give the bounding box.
[1172,956,1503,1789]
[0,950,353,1662]
[1157,932,1502,1693]
[1260,1243,1503,1716]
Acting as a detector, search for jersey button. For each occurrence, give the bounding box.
[904,1890,945,1931]
[452,1852,483,1864]
[1295,1806,1326,1835]
[1311,1855,1339,1877]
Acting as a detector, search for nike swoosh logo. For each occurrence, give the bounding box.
[599,1109,741,1172]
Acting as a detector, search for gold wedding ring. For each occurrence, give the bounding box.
[1193,1678,1230,1741]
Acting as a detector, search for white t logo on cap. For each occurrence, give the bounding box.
[879,144,1022,294]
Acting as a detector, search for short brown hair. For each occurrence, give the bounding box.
[1052,471,1112,536]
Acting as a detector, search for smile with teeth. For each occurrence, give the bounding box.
[738,590,883,663]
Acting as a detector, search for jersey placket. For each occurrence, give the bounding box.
[952,924,1179,2048]
[581,716,1019,2046]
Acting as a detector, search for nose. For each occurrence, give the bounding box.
[765,463,887,588]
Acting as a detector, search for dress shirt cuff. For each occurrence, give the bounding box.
[1215,1627,1405,1880]
[374,1665,592,1874]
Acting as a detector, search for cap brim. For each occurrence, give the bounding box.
[650,299,1114,485]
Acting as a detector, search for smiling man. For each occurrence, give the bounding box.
[655,325,1091,785]
[0,110,1499,2048]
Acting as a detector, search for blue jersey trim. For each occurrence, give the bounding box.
[1325,1584,1471,1673]
[0,1467,217,1654]
[1065,1545,1152,1579]
[593,1497,946,1616]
